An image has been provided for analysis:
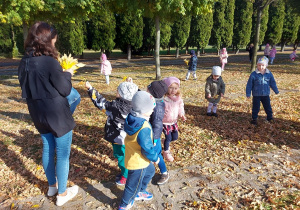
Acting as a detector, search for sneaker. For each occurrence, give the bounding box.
[163,150,174,162]
[135,191,153,201]
[47,186,58,196]
[115,173,122,181]
[116,176,127,186]
[207,112,212,116]
[118,199,134,210]
[212,112,218,117]
[56,185,79,206]
[157,173,170,185]
[250,119,257,125]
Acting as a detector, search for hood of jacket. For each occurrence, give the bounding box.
[124,113,147,135]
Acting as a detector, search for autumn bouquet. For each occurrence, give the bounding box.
[58,54,86,114]
[184,59,189,66]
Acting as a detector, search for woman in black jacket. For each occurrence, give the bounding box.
[18,22,78,206]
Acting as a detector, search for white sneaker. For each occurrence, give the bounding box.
[47,186,58,196]
[56,185,79,206]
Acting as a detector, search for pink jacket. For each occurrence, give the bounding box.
[162,95,185,125]
[101,60,112,75]
[269,48,277,57]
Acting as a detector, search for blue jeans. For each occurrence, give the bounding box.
[66,87,81,114]
[41,130,73,194]
[252,96,273,120]
[154,139,167,174]
[119,163,155,207]
[164,130,178,151]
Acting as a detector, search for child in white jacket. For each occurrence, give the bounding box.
[100,53,112,84]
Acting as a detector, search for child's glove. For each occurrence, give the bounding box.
[85,81,92,90]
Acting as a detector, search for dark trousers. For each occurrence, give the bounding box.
[164,130,178,151]
[252,96,273,120]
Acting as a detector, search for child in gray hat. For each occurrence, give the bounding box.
[85,81,138,186]
[119,91,159,209]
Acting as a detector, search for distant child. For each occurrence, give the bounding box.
[162,77,186,162]
[147,80,169,185]
[118,91,159,210]
[246,43,254,62]
[264,43,270,58]
[85,81,138,185]
[269,46,277,64]
[100,53,112,84]
[220,48,228,71]
[246,56,279,125]
[185,50,198,80]
[205,66,225,117]
[290,50,298,61]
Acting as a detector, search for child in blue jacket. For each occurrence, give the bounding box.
[246,56,279,125]
[147,80,169,185]
[185,50,198,80]
[118,91,159,210]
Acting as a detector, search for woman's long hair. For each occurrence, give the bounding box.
[24,21,59,59]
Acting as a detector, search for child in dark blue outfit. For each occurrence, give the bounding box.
[147,80,169,185]
[185,50,198,80]
[246,56,279,125]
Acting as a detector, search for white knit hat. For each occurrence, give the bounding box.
[257,56,269,66]
[117,82,138,101]
[212,66,222,76]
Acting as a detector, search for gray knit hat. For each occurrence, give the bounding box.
[132,91,156,114]
[117,82,138,101]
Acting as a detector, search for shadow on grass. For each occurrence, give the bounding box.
[184,104,300,149]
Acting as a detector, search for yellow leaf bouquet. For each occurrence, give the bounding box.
[184,59,189,66]
[58,53,86,74]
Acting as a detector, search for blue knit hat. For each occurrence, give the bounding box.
[190,50,195,56]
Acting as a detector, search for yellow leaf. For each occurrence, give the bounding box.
[11,203,14,209]
[31,204,39,208]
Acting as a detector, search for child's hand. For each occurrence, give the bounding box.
[207,94,211,98]
[181,115,186,121]
[85,81,92,90]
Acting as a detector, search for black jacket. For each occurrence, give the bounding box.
[87,88,132,144]
[18,54,75,137]
[149,98,165,140]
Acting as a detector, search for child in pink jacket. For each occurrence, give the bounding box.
[100,53,112,84]
[290,50,298,62]
[162,77,186,162]
[219,48,228,71]
[269,46,277,64]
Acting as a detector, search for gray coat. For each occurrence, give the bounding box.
[205,75,225,104]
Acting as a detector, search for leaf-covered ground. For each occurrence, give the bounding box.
[0,52,299,209]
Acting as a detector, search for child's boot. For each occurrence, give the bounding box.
[163,150,174,162]
[250,119,257,125]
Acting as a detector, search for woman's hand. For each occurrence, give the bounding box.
[65,68,75,76]
[85,81,92,90]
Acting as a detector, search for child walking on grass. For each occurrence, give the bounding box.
[85,80,138,185]
[185,50,198,80]
[118,91,159,210]
[100,53,112,84]
[220,48,228,71]
[269,46,277,64]
[147,80,170,185]
[205,66,226,117]
[162,77,186,162]
[246,56,279,126]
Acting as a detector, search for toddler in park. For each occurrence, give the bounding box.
[118,91,159,210]
[162,77,186,162]
[290,50,298,62]
[219,48,228,71]
[246,56,279,125]
[185,50,198,80]
[85,80,138,185]
[147,80,170,185]
[264,43,270,58]
[100,53,112,84]
[269,46,277,64]
[205,66,226,117]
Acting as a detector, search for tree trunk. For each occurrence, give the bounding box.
[185,45,189,54]
[251,8,263,72]
[201,47,205,55]
[197,47,200,56]
[175,47,180,58]
[280,42,285,52]
[127,44,131,60]
[80,52,84,59]
[22,22,28,43]
[155,16,161,80]
[167,46,170,55]
[235,48,240,54]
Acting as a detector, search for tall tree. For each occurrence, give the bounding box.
[264,0,285,45]
[222,0,236,48]
[294,28,300,50]
[170,15,191,58]
[280,4,300,51]
[142,17,156,56]
[188,14,213,55]
[160,21,172,50]
[251,5,269,45]
[115,11,143,60]
[251,0,277,72]
[232,0,253,53]
[0,23,13,55]
[108,0,215,79]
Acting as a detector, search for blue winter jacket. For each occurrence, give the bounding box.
[246,69,279,97]
[188,55,198,71]
[124,113,158,162]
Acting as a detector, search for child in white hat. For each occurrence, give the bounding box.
[205,66,226,117]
